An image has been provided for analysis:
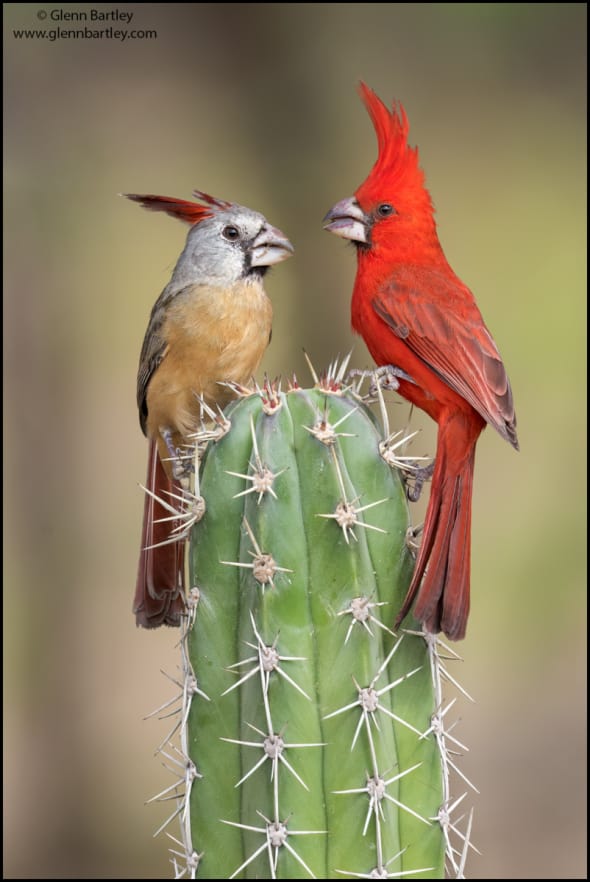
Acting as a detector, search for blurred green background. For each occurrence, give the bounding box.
[3,3,586,878]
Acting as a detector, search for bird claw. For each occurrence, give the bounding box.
[160,427,194,482]
[173,459,194,486]
[347,364,416,398]
[405,462,435,502]
[405,523,423,555]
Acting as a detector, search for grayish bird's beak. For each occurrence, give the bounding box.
[249,225,294,267]
[323,197,368,244]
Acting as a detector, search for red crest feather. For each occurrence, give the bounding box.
[122,191,231,225]
[354,83,428,210]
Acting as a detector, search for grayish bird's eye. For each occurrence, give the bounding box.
[377,203,395,218]
[222,225,240,241]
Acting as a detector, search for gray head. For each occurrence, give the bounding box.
[124,190,293,289]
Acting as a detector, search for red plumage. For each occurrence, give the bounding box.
[325,84,518,640]
[123,193,215,225]
[134,440,185,628]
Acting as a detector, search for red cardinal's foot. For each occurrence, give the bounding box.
[406,461,435,502]
[348,364,416,397]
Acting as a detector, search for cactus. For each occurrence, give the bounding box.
[149,370,476,878]
[165,371,444,880]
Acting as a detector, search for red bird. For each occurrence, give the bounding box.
[324,85,518,640]
[127,191,293,628]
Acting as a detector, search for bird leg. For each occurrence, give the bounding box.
[348,364,416,397]
[160,427,192,485]
[405,461,435,502]
[373,364,417,393]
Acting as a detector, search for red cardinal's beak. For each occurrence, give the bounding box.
[323,197,369,244]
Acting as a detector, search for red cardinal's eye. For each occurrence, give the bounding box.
[222,225,240,241]
[377,203,395,218]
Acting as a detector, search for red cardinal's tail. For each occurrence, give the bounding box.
[396,415,480,641]
[134,440,186,628]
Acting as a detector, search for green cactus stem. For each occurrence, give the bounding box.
[154,372,473,879]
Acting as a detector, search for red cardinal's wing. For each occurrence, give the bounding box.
[373,266,518,448]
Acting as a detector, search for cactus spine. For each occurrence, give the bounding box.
[176,376,446,879]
